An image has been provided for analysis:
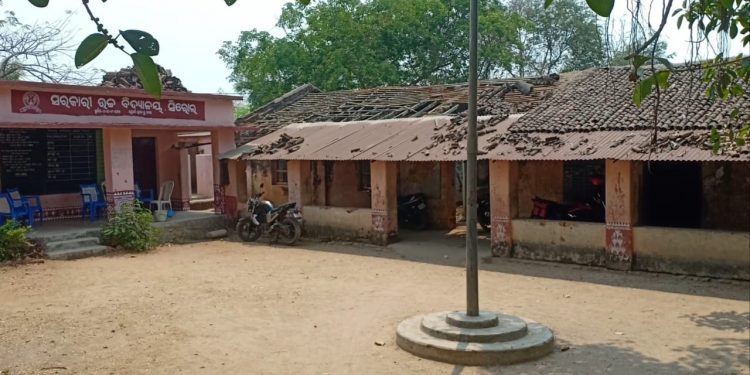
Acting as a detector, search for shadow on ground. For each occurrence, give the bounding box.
[681,311,750,333]
[229,229,749,302]
[443,337,750,375]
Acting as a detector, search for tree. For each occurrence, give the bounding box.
[507,0,604,77]
[0,4,97,83]
[219,0,525,109]
[605,19,672,66]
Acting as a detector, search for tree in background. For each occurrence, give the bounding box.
[0,3,97,83]
[219,0,527,109]
[506,0,604,77]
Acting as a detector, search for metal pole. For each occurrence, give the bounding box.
[466,0,479,316]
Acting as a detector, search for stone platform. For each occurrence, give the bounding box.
[396,310,554,366]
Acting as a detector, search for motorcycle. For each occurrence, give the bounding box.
[531,193,605,222]
[477,198,491,231]
[397,193,428,230]
[236,192,303,245]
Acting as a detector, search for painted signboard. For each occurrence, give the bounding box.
[11,90,205,120]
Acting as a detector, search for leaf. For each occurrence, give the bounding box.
[632,54,650,70]
[654,71,670,90]
[710,128,721,154]
[27,0,49,7]
[224,0,237,4]
[121,30,160,56]
[585,0,614,17]
[655,57,674,70]
[75,33,109,68]
[737,125,749,147]
[131,53,162,99]
[632,76,654,107]
[544,0,554,8]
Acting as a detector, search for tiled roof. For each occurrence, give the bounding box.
[235,76,560,144]
[100,65,189,92]
[510,67,750,133]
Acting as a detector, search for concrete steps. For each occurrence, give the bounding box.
[47,245,110,260]
[33,228,111,261]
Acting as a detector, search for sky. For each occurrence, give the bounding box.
[8,0,749,97]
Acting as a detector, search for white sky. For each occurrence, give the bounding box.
[8,1,749,96]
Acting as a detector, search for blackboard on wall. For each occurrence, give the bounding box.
[0,129,98,195]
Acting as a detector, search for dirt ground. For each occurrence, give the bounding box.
[1,234,748,375]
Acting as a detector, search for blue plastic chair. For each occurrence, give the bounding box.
[134,183,154,208]
[80,184,107,222]
[7,188,43,224]
[0,193,33,226]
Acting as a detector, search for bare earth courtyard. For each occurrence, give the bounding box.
[1,236,748,375]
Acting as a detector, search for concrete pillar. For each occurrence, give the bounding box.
[178,147,191,211]
[211,129,236,215]
[102,128,135,211]
[288,160,313,212]
[489,160,518,257]
[436,161,457,230]
[605,159,641,270]
[370,161,398,245]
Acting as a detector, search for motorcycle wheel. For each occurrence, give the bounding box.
[277,217,302,245]
[236,219,262,242]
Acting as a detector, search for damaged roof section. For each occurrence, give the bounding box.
[235,76,559,143]
[244,115,522,162]
[503,66,750,160]
[511,67,750,134]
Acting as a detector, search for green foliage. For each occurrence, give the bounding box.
[0,220,32,262]
[101,202,160,252]
[508,0,604,76]
[219,0,528,108]
[131,53,161,99]
[27,0,48,7]
[121,30,160,56]
[75,33,108,68]
[584,0,614,17]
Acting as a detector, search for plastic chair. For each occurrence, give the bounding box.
[0,193,33,226]
[134,183,154,207]
[150,181,175,212]
[80,184,108,222]
[7,188,43,224]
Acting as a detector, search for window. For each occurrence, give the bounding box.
[358,161,371,191]
[563,160,605,203]
[272,160,288,185]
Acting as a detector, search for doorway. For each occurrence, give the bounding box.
[132,137,157,193]
[642,161,702,228]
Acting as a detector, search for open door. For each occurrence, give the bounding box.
[132,137,157,193]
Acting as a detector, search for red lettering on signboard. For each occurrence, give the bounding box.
[11,90,206,120]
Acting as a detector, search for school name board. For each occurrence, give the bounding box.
[11,90,206,120]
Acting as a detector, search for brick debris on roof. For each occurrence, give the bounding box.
[495,67,750,160]
[235,76,560,144]
[510,66,750,133]
[100,65,189,92]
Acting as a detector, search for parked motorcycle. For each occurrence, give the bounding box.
[531,193,605,222]
[477,198,491,231]
[236,192,303,245]
[397,193,428,230]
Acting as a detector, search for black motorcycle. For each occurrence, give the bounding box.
[477,199,491,231]
[397,193,428,230]
[236,193,302,245]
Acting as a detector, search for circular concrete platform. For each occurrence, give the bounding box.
[396,311,554,366]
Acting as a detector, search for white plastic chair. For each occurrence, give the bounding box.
[150,181,175,212]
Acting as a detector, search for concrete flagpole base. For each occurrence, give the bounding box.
[396,311,554,366]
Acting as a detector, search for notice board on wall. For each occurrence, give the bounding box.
[0,129,98,195]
